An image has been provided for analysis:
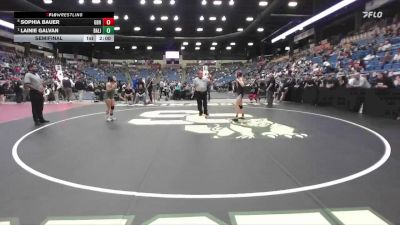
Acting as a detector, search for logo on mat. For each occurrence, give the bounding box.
[129,110,308,140]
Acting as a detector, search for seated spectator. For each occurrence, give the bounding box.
[302,75,316,88]
[364,51,377,61]
[337,73,348,88]
[322,60,333,73]
[392,49,400,63]
[380,51,393,67]
[394,75,400,88]
[378,40,392,52]
[373,72,394,89]
[323,74,339,89]
[347,73,371,88]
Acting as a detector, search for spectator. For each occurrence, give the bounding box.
[0,81,6,103]
[348,73,371,88]
[124,83,134,105]
[394,75,400,88]
[302,75,316,88]
[380,51,393,68]
[74,77,86,102]
[266,74,276,107]
[13,79,23,103]
[52,79,61,103]
[323,74,339,89]
[135,81,146,104]
[248,80,259,103]
[146,77,154,103]
[378,40,392,52]
[364,50,377,61]
[62,76,73,102]
[392,48,400,63]
[337,74,348,88]
[373,72,394,89]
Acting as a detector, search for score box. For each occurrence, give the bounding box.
[102,18,115,26]
[102,26,114,34]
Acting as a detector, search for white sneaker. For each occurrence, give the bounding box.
[106,116,112,122]
[111,116,116,121]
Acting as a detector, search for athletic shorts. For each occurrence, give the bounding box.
[106,91,114,99]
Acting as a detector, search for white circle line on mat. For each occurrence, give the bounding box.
[12,106,391,199]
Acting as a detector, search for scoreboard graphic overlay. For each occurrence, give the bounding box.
[14,12,114,42]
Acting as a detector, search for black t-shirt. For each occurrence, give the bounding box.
[0,83,5,94]
[137,84,145,94]
[323,79,339,88]
[74,80,85,90]
[267,78,276,92]
[302,80,315,88]
[251,83,259,94]
[62,79,72,88]
[147,80,153,91]
[375,77,394,88]
[314,79,322,87]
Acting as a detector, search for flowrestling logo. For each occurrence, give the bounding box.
[362,11,383,19]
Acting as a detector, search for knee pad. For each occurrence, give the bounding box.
[239,105,243,109]
[111,106,115,110]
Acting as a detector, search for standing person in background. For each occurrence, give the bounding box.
[266,74,276,107]
[233,71,245,120]
[23,63,49,126]
[207,74,213,101]
[146,77,154,103]
[105,76,118,121]
[62,76,73,102]
[0,81,6,103]
[193,70,210,117]
[13,79,24,103]
[74,77,86,102]
[159,80,164,100]
[53,79,61,104]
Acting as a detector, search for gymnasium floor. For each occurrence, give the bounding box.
[0,98,399,225]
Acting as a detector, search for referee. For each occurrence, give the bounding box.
[24,63,49,126]
[193,70,210,117]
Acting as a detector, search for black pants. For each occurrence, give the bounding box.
[267,91,274,107]
[195,91,208,115]
[148,89,153,102]
[15,91,23,103]
[29,90,45,122]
